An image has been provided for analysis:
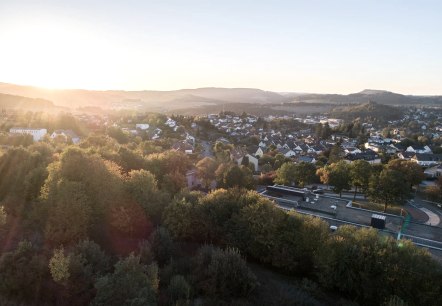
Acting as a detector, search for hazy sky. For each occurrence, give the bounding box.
[0,0,441,94]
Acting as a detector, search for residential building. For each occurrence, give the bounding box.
[411,154,442,167]
[231,147,259,171]
[50,129,81,144]
[10,127,47,141]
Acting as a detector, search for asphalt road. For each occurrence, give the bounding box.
[260,187,442,255]
[201,141,214,157]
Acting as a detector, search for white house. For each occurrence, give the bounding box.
[231,148,259,171]
[10,127,47,141]
[172,141,194,154]
[165,118,177,128]
[424,165,442,178]
[50,129,81,144]
[186,133,196,145]
[136,123,150,130]
[278,147,297,158]
[344,147,362,155]
[411,154,442,167]
[406,145,432,154]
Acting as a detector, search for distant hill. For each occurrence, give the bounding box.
[329,101,404,123]
[0,93,60,111]
[0,82,441,111]
[292,89,442,105]
[0,83,289,110]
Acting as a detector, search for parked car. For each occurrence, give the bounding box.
[313,189,324,194]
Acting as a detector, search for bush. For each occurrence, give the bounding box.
[194,246,257,299]
[168,275,191,304]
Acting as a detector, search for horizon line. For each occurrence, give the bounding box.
[0,81,441,97]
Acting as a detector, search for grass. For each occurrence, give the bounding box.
[352,201,405,216]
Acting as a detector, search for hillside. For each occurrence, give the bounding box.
[292,89,442,105]
[329,101,403,123]
[0,83,441,111]
[0,93,60,111]
[0,83,289,110]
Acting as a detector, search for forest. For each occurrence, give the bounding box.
[0,131,440,306]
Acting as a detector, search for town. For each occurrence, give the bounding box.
[1,104,441,256]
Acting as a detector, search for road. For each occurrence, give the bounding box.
[201,140,214,157]
[259,186,442,257]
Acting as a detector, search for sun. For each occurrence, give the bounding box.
[0,21,123,90]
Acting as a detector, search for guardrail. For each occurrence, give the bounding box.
[401,234,442,251]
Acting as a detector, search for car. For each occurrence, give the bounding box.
[330,225,338,231]
[330,205,337,210]
[313,189,324,194]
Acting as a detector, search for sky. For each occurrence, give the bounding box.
[0,0,441,94]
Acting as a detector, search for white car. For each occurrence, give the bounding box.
[330,225,338,231]
[330,205,337,210]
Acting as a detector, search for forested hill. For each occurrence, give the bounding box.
[289,89,442,105]
[329,101,404,123]
[0,93,59,111]
[1,82,441,111]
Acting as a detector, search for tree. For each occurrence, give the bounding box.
[216,164,255,189]
[294,162,317,187]
[317,161,350,197]
[369,168,410,212]
[0,241,48,302]
[45,181,91,245]
[196,157,218,189]
[260,163,273,174]
[125,169,167,224]
[316,225,441,306]
[0,206,6,226]
[387,159,424,189]
[107,127,129,144]
[350,160,372,199]
[274,162,297,186]
[49,247,71,284]
[150,227,175,266]
[194,246,257,299]
[92,254,157,306]
[328,145,342,163]
[168,275,191,304]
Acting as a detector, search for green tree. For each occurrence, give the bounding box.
[194,246,257,299]
[294,162,317,187]
[168,275,191,304]
[92,254,157,306]
[49,247,71,284]
[45,181,92,245]
[328,145,342,163]
[125,169,167,224]
[350,160,372,199]
[150,227,175,266]
[369,168,410,212]
[196,157,218,189]
[317,161,350,197]
[274,162,297,186]
[387,159,424,189]
[0,206,6,226]
[216,164,255,189]
[0,240,48,302]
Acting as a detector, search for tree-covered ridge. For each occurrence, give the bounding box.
[330,101,404,123]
